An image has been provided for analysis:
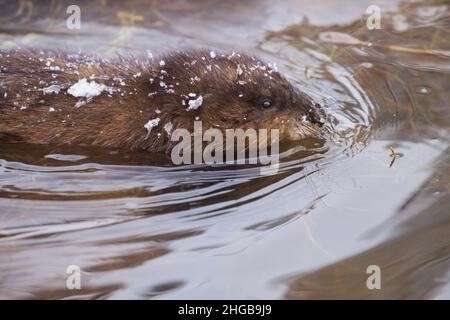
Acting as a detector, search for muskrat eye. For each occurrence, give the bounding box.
[261,98,273,109]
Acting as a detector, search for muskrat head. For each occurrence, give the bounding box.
[147,50,325,144]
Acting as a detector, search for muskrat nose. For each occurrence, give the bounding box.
[293,90,326,127]
[291,89,325,125]
[298,102,326,127]
[309,103,326,126]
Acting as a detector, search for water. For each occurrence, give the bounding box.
[0,0,449,299]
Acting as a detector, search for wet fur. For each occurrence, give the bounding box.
[0,49,323,153]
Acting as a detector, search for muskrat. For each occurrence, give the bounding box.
[0,49,325,154]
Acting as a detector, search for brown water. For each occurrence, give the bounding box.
[0,0,449,299]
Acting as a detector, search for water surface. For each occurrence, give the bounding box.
[0,0,449,299]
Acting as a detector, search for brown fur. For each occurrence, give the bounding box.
[0,49,324,153]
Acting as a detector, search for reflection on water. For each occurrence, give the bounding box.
[0,0,449,299]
